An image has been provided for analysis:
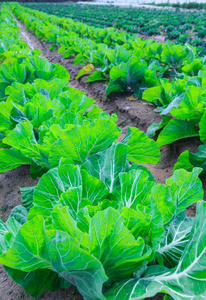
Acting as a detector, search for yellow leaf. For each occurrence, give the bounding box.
[126,96,139,101]
[76,64,95,79]
[83,64,95,72]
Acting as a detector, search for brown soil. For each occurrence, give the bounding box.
[136,33,166,43]
[0,15,205,300]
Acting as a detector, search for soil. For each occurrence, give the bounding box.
[136,33,166,43]
[0,15,205,300]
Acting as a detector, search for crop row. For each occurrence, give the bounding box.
[22,2,206,56]
[10,3,204,95]
[1,3,206,300]
[10,3,206,176]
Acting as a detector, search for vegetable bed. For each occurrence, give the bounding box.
[1,3,206,300]
[23,3,206,56]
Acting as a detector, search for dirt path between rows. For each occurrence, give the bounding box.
[0,15,205,300]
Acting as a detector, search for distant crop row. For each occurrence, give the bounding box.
[23,2,206,56]
[156,2,206,10]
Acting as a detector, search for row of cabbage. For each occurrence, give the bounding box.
[10,2,206,176]
[10,3,202,98]
[1,4,206,300]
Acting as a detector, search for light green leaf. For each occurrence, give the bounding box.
[0,216,107,300]
[81,169,109,205]
[60,88,95,114]
[182,59,203,76]
[142,83,171,106]
[121,207,151,239]
[84,143,128,193]
[3,121,49,168]
[173,150,195,173]
[119,169,155,208]
[166,167,203,214]
[29,164,108,219]
[90,207,146,281]
[0,148,31,173]
[174,145,206,174]
[51,205,89,248]
[105,201,206,300]
[0,217,22,253]
[29,164,81,218]
[127,127,160,164]
[109,65,127,81]
[87,71,107,82]
[51,119,120,164]
[171,86,206,120]
[157,119,198,147]
[151,184,174,225]
[10,102,28,124]
[199,110,206,144]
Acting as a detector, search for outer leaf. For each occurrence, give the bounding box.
[157,119,198,147]
[159,92,185,116]
[109,66,127,81]
[171,86,206,120]
[4,267,66,298]
[0,216,107,300]
[89,207,146,281]
[20,186,35,210]
[151,184,174,225]
[83,143,128,193]
[0,218,22,253]
[199,110,206,144]
[3,121,49,168]
[127,127,160,164]
[166,167,203,214]
[142,83,171,106]
[105,201,206,300]
[0,148,31,173]
[29,165,81,218]
[87,71,107,82]
[119,169,155,209]
[105,78,126,97]
[174,145,206,174]
[182,59,203,76]
[146,116,172,138]
[9,205,28,225]
[76,64,95,79]
[157,212,193,268]
[52,119,120,164]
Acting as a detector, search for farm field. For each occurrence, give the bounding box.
[23,3,206,56]
[1,2,206,300]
